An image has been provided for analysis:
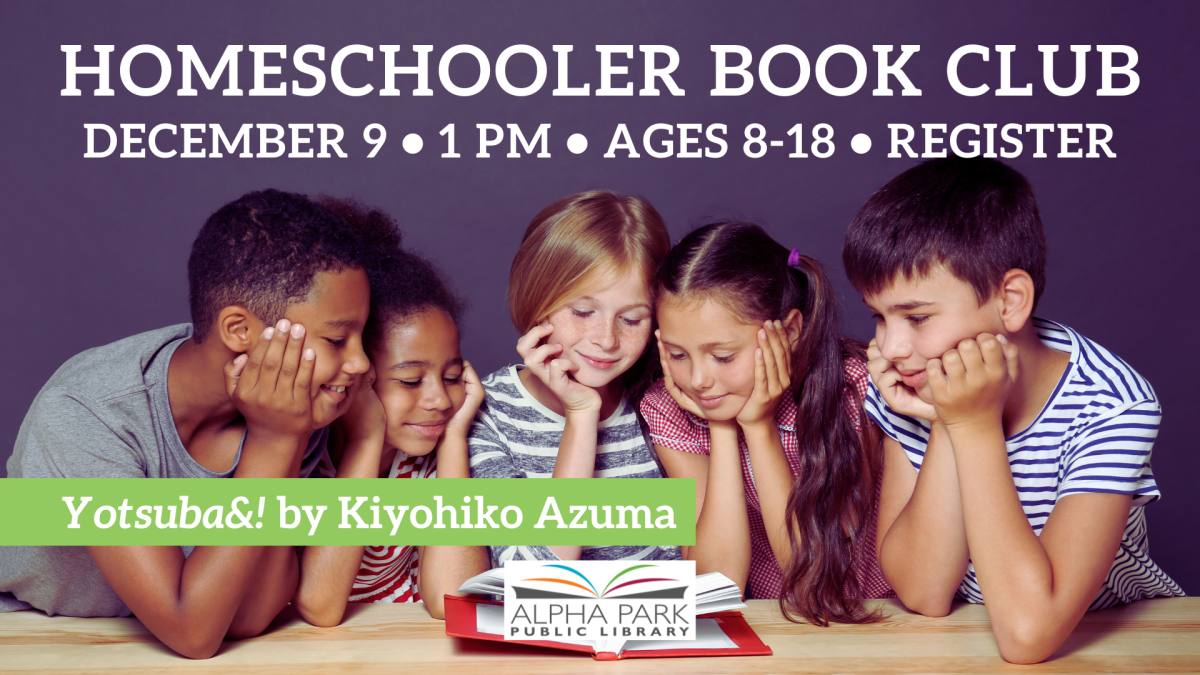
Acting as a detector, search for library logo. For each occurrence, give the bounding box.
[503,561,696,641]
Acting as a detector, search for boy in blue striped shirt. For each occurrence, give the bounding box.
[843,158,1182,664]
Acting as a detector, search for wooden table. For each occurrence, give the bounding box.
[1,599,1198,674]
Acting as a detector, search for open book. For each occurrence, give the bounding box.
[447,569,772,660]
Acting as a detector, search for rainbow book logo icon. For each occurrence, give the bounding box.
[503,560,698,642]
[511,563,689,600]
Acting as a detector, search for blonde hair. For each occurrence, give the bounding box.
[508,191,670,332]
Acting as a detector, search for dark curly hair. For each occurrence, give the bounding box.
[318,197,465,351]
[187,189,371,342]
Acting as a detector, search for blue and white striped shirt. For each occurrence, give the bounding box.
[468,365,681,568]
[865,318,1183,609]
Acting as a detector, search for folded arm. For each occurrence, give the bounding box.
[292,433,380,627]
[657,422,751,593]
[417,545,491,619]
[89,541,295,659]
[877,427,970,616]
[949,420,1129,663]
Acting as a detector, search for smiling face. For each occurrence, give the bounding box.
[243,267,372,429]
[371,308,467,456]
[542,271,653,390]
[864,264,1005,403]
[656,295,764,421]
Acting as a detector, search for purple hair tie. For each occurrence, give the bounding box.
[787,248,800,267]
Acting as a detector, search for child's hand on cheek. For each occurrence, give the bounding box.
[867,338,938,421]
[736,321,793,430]
[225,320,317,444]
[445,360,484,440]
[926,333,1018,431]
[657,332,707,419]
[518,322,602,414]
[340,364,386,445]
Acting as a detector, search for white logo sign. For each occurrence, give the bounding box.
[503,560,697,642]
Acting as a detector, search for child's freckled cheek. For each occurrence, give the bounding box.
[547,320,585,349]
[618,322,650,349]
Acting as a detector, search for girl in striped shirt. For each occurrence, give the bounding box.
[643,221,894,627]
[294,199,488,624]
[467,190,681,566]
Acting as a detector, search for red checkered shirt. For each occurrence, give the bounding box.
[639,357,895,601]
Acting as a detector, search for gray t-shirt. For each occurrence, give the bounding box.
[468,365,681,566]
[0,324,328,617]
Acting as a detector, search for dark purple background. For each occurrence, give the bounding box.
[3,2,1197,590]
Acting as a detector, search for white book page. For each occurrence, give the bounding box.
[458,568,505,596]
[695,571,746,614]
[697,596,748,614]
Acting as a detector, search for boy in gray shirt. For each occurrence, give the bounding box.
[1,189,376,658]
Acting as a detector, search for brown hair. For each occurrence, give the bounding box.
[508,190,670,398]
[509,190,669,332]
[658,221,882,626]
[843,156,1046,308]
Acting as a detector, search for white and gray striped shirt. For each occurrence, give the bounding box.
[866,318,1184,609]
[468,365,681,567]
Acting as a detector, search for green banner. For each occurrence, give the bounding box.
[0,478,695,546]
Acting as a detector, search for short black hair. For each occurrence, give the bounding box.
[843,157,1047,306]
[187,189,368,342]
[318,197,464,352]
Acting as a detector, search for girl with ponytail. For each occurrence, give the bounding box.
[640,221,894,625]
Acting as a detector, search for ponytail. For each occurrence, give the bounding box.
[778,255,882,625]
[657,222,882,625]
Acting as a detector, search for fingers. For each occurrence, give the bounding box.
[656,333,704,416]
[753,344,767,401]
[277,322,306,392]
[757,328,776,398]
[926,357,948,398]
[765,320,791,382]
[549,357,578,376]
[260,319,292,391]
[874,364,903,391]
[293,346,315,401]
[241,325,274,390]
[940,347,965,380]
[516,323,555,358]
[657,335,677,390]
[546,357,577,392]
[462,361,485,407]
[224,354,248,398]
[866,337,893,383]
[1002,339,1020,384]
[462,360,481,387]
[955,338,984,375]
[867,338,881,363]
[523,342,562,371]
